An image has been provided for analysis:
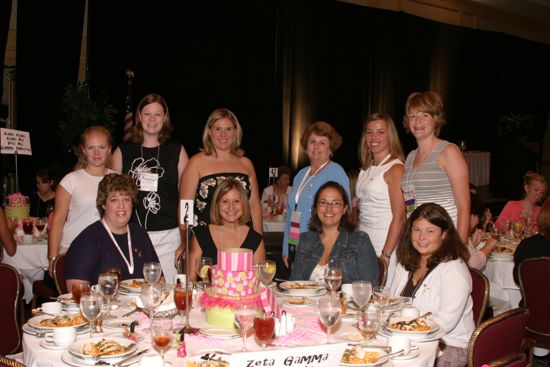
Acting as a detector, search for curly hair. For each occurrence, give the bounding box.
[96,173,138,217]
[300,121,342,153]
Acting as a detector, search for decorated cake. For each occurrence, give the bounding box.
[200,248,276,329]
[5,193,30,219]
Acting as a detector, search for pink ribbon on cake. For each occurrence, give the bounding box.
[217,248,252,272]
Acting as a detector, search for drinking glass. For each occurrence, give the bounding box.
[372,286,390,312]
[195,257,213,287]
[105,267,122,283]
[71,283,91,304]
[254,314,275,350]
[359,310,380,341]
[258,260,276,287]
[523,216,534,237]
[500,220,511,239]
[141,283,163,329]
[324,268,343,296]
[80,293,103,337]
[234,303,256,352]
[351,281,372,326]
[98,273,118,319]
[151,315,173,364]
[143,262,162,284]
[512,221,524,239]
[35,217,47,238]
[173,284,192,328]
[318,296,341,343]
[22,217,33,235]
[486,221,499,239]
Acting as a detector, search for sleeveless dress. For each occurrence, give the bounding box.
[357,158,403,285]
[194,225,262,263]
[194,172,251,227]
[401,140,457,224]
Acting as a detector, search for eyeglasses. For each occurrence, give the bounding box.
[317,200,344,208]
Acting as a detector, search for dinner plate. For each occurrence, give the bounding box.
[120,279,145,292]
[274,284,327,297]
[27,314,87,330]
[199,327,240,339]
[58,293,77,305]
[102,318,136,330]
[282,297,316,308]
[61,350,140,367]
[340,347,389,366]
[23,322,88,336]
[68,337,137,360]
[279,281,325,293]
[378,325,446,342]
[334,331,365,344]
[386,317,440,335]
[489,252,514,259]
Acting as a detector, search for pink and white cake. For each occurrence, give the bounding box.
[5,193,30,219]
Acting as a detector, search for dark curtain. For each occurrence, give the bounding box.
[0,0,11,103]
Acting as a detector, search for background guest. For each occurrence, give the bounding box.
[29,168,55,218]
[282,121,350,269]
[356,112,405,285]
[48,125,113,275]
[65,173,159,289]
[0,207,16,258]
[401,91,470,242]
[111,93,188,284]
[188,178,265,281]
[467,191,497,270]
[390,203,473,366]
[261,165,292,218]
[291,181,378,285]
[495,171,547,232]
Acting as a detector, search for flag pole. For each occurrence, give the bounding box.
[123,70,134,143]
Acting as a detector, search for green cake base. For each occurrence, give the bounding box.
[204,306,236,329]
[5,205,29,219]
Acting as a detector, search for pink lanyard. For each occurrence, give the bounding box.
[101,220,135,274]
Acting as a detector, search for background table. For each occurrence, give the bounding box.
[3,238,48,303]
[462,151,491,187]
[484,258,521,315]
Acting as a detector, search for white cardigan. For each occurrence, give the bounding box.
[389,259,475,348]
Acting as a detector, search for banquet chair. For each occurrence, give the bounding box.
[486,353,527,367]
[0,355,26,367]
[31,274,59,308]
[467,308,529,367]
[53,253,67,295]
[377,257,387,287]
[518,257,550,348]
[0,263,22,355]
[469,267,490,327]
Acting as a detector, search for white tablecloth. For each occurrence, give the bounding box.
[462,151,491,187]
[3,238,48,303]
[263,219,284,233]
[484,258,521,315]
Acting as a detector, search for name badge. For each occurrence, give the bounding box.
[403,183,416,216]
[139,172,158,192]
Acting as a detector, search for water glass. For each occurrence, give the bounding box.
[258,260,276,287]
[141,283,162,329]
[80,293,103,337]
[143,262,162,284]
[372,286,390,312]
[195,257,213,287]
[318,296,341,343]
[360,310,380,341]
[352,281,372,326]
[98,273,118,319]
[512,221,524,239]
[234,303,256,351]
[324,268,343,296]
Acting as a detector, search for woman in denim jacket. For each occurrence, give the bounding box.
[290,181,379,285]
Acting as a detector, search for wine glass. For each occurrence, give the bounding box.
[35,217,47,239]
[151,315,173,365]
[141,283,163,330]
[80,293,103,337]
[173,283,191,328]
[234,303,256,352]
[98,273,118,319]
[254,313,275,351]
[258,260,276,287]
[22,217,34,235]
[318,296,341,343]
[351,281,372,326]
[372,286,390,312]
[500,220,511,239]
[523,216,534,237]
[195,257,213,287]
[324,268,343,296]
[143,262,162,284]
[359,310,380,342]
[512,221,524,239]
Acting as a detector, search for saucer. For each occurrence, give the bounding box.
[39,339,69,350]
[391,350,420,360]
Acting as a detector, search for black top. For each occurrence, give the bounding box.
[29,192,54,218]
[120,140,182,231]
[194,225,262,263]
[513,234,550,283]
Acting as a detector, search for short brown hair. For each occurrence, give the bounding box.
[300,121,342,153]
[537,197,550,239]
[132,93,173,144]
[209,178,250,225]
[96,173,138,217]
[309,181,355,232]
[201,108,244,157]
[403,92,446,136]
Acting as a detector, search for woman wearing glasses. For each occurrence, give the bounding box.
[290,181,379,285]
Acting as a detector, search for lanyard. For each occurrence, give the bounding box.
[101,220,135,274]
[294,160,330,209]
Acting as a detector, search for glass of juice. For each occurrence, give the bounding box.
[254,313,275,350]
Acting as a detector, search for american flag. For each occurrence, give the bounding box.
[123,87,133,142]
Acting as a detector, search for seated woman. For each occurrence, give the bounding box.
[29,169,56,218]
[188,178,266,281]
[496,171,547,231]
[467,192,497,270]
[513,196,550,283]
[389,203,474,367]
[65,173,159,289]
[261,166,292,217]
[290,181,378,285]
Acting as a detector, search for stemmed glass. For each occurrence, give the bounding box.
[351,281,372,327]
[500,220,511,239]
[372,286,390,313]
[195,257,213,287]
[143,262,162,284]
[35,217,47,239]
[22,217,34,235]
[512,221,524,239]
[523,216,534,237]
[254,313,275,350]
[151,315,173,365]
[258,260,276,287]
[98,273,118,319]
[80,293,103,337]
[324,268,343,296]
[359,310,380,342]
[141,283,163,329]
[318,296,341,343]
[234,303,257,352]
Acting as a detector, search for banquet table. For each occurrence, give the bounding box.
[3,238,48,303]
[462,151,491,187]
[263,218,284,233]
[22,290,440,367]
[484,257,521,315]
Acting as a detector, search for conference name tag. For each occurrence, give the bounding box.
[139,172,158,192]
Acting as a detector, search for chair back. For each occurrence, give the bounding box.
[0,355,26,367]
[53,253,67,295]
[469,267,490,327]
[486,353,527,367]
[467,308,529,367]
[0,264,21,355]
[377,257,388,287]
[518,257,550,341]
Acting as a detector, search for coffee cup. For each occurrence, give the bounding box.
[139,354,165,367]
[341,283,352,300]
[45,326,76,346]
[388,335,411,355]
[41,301,63,315]
[400,306,420,319]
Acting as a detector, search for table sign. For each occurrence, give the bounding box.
[0,128,32,155]
[269,167,279,178]
[230,342,347,367]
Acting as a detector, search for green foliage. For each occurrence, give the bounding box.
[58,83,117,153]
[497,112,535,137]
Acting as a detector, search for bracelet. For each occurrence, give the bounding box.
[48,256,57,262]
[382,251,391,259]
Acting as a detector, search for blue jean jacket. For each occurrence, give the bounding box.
[290,230,379,285]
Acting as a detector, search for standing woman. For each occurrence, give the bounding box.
[111,93,189,284]
[401,92,470,242]
[48,125,113,274]
[356,113,405,285]
[282,122,350,269]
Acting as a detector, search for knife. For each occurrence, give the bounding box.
[113,349,150,367]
